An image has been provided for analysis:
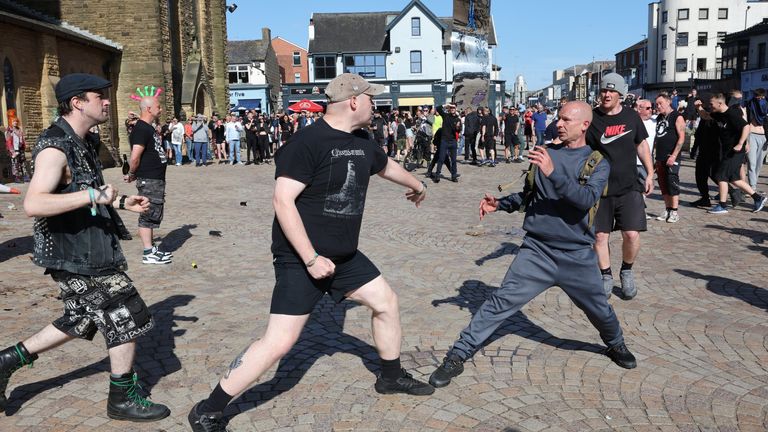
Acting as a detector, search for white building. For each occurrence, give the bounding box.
[646,0,768,95]
[284,0,503,112]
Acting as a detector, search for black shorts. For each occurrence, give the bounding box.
[50,270,153,349]
[505,133,519,148]
[594,190,647,233]
[655,161,680,196]
[136,178,165,228]
[270,251,381,315]
[714,151,746,183]
[483,138,495,152]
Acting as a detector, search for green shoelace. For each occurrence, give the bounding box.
[110,373,154,408]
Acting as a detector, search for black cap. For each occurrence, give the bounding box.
[55,73,112,103]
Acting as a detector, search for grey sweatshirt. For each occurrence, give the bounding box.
[497,144,610,250]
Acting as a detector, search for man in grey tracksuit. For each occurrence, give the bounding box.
[429,102,637,388]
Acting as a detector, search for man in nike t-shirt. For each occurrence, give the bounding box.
[586,73,654,301]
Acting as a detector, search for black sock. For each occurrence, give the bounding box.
[110,371,133,381]
[380,358,402,381]
[666,207,672,212]
[621,261,633,271]
[670,208,677,212]
[199,384,234,413]
[720,201,727,207]
[600,268,612,276]
[752,192,762,201]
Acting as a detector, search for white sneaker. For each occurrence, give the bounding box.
[143,247,172,265]
[666,210,679,223]
[175,163,181,166]
[655,210,669,221]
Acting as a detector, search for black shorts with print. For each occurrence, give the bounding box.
[50,270,153,349]
[136,178,166,229]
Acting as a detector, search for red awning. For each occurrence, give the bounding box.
[287,99,324,113]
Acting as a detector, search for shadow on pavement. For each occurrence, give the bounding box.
[224,297,378,420]
[0,236,32,264]
[704,224,768,244]
[4,294,195,416]
[159,224,197,252]
[431,279,604,356]
[675,269,767,311]
[475,241,519,266]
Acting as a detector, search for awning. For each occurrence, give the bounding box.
[237,99,262,110]
[397,97,434,106]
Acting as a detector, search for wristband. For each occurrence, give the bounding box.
[87,187,97,216]
[119,195,127,210]
[416,181,427,195]
[305,252,319,268]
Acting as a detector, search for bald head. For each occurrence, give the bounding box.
[556,101,592,146]
[138,96,161,122]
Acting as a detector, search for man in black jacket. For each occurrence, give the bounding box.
[433,103,462,182]
[463,107,480,163]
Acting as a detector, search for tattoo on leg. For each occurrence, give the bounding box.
[224,348,247,379]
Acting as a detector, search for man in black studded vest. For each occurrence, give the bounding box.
[0,73,169,422]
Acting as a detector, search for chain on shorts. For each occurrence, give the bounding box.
[50,270,154,349]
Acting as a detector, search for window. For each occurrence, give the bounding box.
[676,58,687,72]
[343,54,385,78]
[662,11,668,23]
[662,34,667,50]
[294,72,301,83]
[698,32,707,46]
[677,32,688,47]
[717,32,726,43]
[697,58,707,71]
[292,51,301,66]
[410,50,422,74]
[661,60,667,75]
[411,17,421,36]
[759,43,767,68]
[698,8,708,20]
[718,8,727,19]
[228,65,249,84]
[314,55,336,80]
[678,8,689,20]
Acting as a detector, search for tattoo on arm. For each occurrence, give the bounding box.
[224,348,248,379]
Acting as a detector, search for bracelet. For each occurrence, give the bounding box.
[416,181,427,195]
[87,187,97,216]
[305,252,319,268]
[119,195,127,210]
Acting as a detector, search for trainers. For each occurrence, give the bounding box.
[707,204,728,214]
[753,195,767,213]
[151,246,173,259]
[666,210,679,223]
[188,401,229,432]
[142,248,172,265]
[619,269,637,299]
[428,354,464,388]
[604,342,637,369]
[374,368,434,396]
[655,210,669,221]
[602,274,614,298]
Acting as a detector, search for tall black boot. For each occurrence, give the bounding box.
[0,342,38,412]
[107,371,170,422]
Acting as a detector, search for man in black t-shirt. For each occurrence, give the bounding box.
[707,93,767,214]
[189,73,433,431]
[124,96,172,265]
[480,107,498,166]
[653,93,686,223]
[504,107,522,162]
[463,107,480,163]
[586,73,654,301]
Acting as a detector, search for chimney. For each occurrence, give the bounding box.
[309,18,315,41]
[262,27,271,42]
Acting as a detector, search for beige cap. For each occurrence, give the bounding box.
[325,73,385,103]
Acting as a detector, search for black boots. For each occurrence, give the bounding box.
[107,371,170,422]
[0,342,38,412]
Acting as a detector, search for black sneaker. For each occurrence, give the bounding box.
[689,198,711,208]
[428,354,464,388]
[374,369,434,396]
[188,401,230,432]
[604,343,637,369]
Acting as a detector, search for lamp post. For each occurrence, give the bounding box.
[669,22,678,91]
[745,5,751,30]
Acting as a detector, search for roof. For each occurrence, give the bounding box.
[0,0,122,51]
[615,39,647,56]
[309,12,395,53]
[385,0,446,33]
[272,36,307,52]
[722,19,768,43]
[228,40,269,64]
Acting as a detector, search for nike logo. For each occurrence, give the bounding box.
[600,130,632,144]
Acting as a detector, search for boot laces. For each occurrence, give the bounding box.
[110,373,154,408]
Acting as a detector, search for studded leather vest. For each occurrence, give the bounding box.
[31,118,130,275]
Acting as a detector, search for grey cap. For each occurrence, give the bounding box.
[600,73,628,96]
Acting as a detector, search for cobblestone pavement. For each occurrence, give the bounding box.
[0,151,766,432]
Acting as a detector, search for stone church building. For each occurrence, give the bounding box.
[0,0,229,169]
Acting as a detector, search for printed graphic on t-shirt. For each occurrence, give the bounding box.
[324,150,366,217]
[153,132,168,164]
[600,125,632,144]
[655,117,671,138]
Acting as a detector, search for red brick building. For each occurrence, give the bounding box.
[271,37,308,84]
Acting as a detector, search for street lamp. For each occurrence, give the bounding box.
[669,23,678,91]
[745,5,751,30]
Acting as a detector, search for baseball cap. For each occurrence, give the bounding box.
[600,73,628,96]
[55,73,112,103]
[325,73,385,103]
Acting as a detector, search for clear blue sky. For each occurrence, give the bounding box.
[226,0,649,90]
